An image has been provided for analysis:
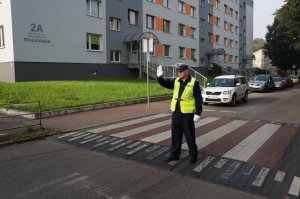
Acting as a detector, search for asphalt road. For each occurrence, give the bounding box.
[1,85,300,199]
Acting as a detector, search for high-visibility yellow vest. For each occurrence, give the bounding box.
[170,77,196,113]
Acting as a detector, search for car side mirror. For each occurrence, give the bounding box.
[207,83,210,86]
[236,83,241,86]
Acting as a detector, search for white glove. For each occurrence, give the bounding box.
[193,115,201,122]
[157,65,163,77]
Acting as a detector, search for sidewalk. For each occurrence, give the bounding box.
[42,100,171,131]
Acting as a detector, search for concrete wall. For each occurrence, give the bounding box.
[10,0,107,63]
[143,0,199,67]
[106,0,143,64]
[0,0,14,62]
[14,62,138,82]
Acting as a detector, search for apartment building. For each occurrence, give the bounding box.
[0,0,253,82]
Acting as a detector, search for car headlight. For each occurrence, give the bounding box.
[223,90,232,95]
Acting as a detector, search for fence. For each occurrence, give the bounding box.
[0,101,41,132]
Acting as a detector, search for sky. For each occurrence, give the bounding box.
[253,0,286,39]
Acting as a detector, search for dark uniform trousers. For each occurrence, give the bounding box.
[171,113,198,158]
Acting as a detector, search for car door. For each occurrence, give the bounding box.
[235,78,243,100]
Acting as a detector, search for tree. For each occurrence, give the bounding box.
[253,38,265,52]
[264,19,300,74]
[277,0,300,51]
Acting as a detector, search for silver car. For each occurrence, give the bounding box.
[273,76,285,89]
[248,75,275,92]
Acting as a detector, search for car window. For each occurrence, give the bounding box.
[254,76,268,81]
[234,78,239,85]
[240,77,246,84]
[273,77,282,81]
[210,78,234,87]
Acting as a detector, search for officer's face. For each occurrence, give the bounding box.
[178,69,188,79]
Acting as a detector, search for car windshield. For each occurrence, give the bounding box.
[254,75,268,82]
[273,77,282,82]
[290,76,298,80]
[210,78,234,87]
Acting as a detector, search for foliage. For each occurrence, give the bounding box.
[276,0,300,51]
[264,19,300,72]
[253,38,266,52]
[0,80,172,112]
[212,63,222,76]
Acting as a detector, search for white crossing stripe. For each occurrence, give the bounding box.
[183,120,248,150]
[274,170,286,182]
[141,117,220,143]
[288,176,300,196]
[223,123,281,161]
[252,167,270,187]
[214,159,229,169]
[80,135,103,144]
[68,133,91,141]
[58,131,81,139]
[63,176,90,186]
[83,134,98,140]
[87,113,170,133]
[112,120,171,138]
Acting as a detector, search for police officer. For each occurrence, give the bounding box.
[156,64,202,163]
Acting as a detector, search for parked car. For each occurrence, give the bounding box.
[283,77,293,87]
[248,75,274,92]
[273,76,285,89]
[289,75,299,84]
[202,75,248,107]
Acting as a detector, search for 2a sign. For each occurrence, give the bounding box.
[30,23,43,33]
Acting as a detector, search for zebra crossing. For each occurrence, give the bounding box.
[54,113,300,199]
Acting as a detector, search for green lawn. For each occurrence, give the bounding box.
[0,80,172,112]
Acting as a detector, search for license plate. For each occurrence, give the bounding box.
[207,95,218,99]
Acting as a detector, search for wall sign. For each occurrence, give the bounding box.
[24,23,51,44]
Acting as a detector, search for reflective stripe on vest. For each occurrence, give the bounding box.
[170,77,196,113]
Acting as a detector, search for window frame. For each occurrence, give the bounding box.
[179,47,186,59]
[110,17,121,31]
[0,26,4,48]
[86,33,102,51]
[163,44,171,57]
[110,50,121,62]
[163,19,171,33]
[128,9,138,26]
[178,1,185,13]
[178,23,185,36]
[86,0,102,18]
[146,14,155,29]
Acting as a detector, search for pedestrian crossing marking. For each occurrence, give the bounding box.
[288,176,300,196]
[223,123,281,161]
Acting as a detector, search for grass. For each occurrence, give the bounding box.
[0,79,172,112]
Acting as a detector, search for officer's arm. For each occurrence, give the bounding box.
[193,80,203,115]
[157,76,175,90]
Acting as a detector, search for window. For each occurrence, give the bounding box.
[208,14,213,24]
[178,1,185,13]
[230,8,234,17]
[230,24,234,32]
[235,56,239,64]
[216,17,220,27]
[230,39,233,48]
[224,54,227,63]
[179,47,185,59]
[200,0,205,7]
[86,33,102,51]
[128,10,138,25]
[224,4,228,14]
[224,37,228,47]
[243,16,246,24]
[0,26,4,48]
[163,19,171,33]
[200,18,205,28]
[243,30,246,37]
[216,0,220,9]
[235,26,238,34]
[200,38,205,46]
[178,24,185,36]
[191,27,196,39]
[86,0,102,17]
[200,58,205,66]
[191,6,196,18]
[243,43,246,51]
[216,35,220,45]
[147,0,155,2]
[208,33,213,43]
[110,50,121,62]
[164,45,171,57]
[191,49,196,61]
[235,41,239,49]
[146,15,155,29]
[163,0,169,7]
[235,11,239,19]
[230,55,233,63]
[208,0,212,6]
[110,18,121,31]
[224,21,228,30]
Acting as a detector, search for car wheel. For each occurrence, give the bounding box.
[242,91,248,102]
[230,94,237,107]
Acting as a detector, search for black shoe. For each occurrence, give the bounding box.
[164,156,180,162]
[190,156,198,164]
